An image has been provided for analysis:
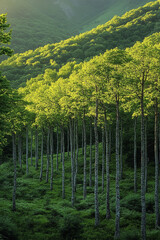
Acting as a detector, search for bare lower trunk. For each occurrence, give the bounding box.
[35,127,38,170]
[102,126,105,192]
[89,120,92,187]
[120,122,123,180]
[62,126,65,199]
[26,127,29,175]
[105,114,111,219]
[12,133,16,211]
[109,127,112,162]
[18,134,22,169]
[94,97,99,226]
[70,119,75,206]
[83,114,87,199]
[56,126,59,171]
[144,120,147,193]
[114,99,120,239]
[30,129,33,166]
[61,129,63,162]
[50,129,53,190]
[74,121,78,192]
[40,129,44,181]
[46,128,50,183]
[155,99,159,228]
[82,125,84,155]
[67,127,70,157]
[134,118,137,193]
[141,76,146,240]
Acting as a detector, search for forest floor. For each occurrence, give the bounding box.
[0,144,159,240]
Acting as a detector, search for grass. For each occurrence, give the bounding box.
[0,143,158,240]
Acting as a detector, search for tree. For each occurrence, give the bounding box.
[0,14,13,155]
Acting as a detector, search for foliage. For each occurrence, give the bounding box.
[1,0,160,87]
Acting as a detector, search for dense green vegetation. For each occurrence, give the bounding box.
[0,0,159,88]
[0,0,152,53]
[1,1,160,240]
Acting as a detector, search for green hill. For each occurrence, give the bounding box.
[1,0,159,88]
[0,0,153,53]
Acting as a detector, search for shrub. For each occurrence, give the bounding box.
[59,214,83,240]
[0,216,18,240]
[120,229,140,240]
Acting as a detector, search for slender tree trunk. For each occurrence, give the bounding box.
[144,119,148,193]
[115,98,120,239]
[141,75,146,240]
[74,120,78,192]
[40,129,44,181]
[62,126,65,199]
[134,118,137,193]
[120,122,123,180]
[94,96,99,226]
[61,128,63,162]
[30,129,33,166]
[67,127,70,157]
[102,126,105,192]
[70,119,75,206]
[50,129,53,190]
[26,127,29,175]
[105,113,111,219]
[89,120,92,187]
[82,124,84,155]
[12,133,16,211]
[46,128,50,183]
[83,113,87,199]
[109,127,112,162]
[56,126,59,171]
[18,134,22,169]
[35,127,38,170]
[155,98,159,228]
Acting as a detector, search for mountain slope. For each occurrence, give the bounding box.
[1,0,160,87]
[0,0,153,53]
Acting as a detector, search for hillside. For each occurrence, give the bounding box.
[0,0,153,53]
[0,142,159,240]
[0,0,159,88]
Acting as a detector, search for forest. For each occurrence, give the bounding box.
[0,1,160,240]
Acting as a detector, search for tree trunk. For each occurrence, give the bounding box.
[40,129,44,181]
[12,133,16,211]
[74,120,78,193]
[102,126,105,192]
[61,128,63,162]
[109,127,112,162]
[144,119,148,193]
[26,127,29,175]
[89,120,92,187]
[114,98,120,239]
[46,128,50,183]
[70,119,75,206]
[18,134,22,169]
[67,127,70,157]
[83,113,87,199]
[35,127,38,170]
[120,121,123,180]
[30,129,33,166]
[141,75,146,240]
[134,118,137,193]
[105,113,111,219]
[82,124,84,155]
[50,129,53,190]
[94,97,99,226]
[56,126,59,171]
[62,126,65,199]
[155,98,159,228]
